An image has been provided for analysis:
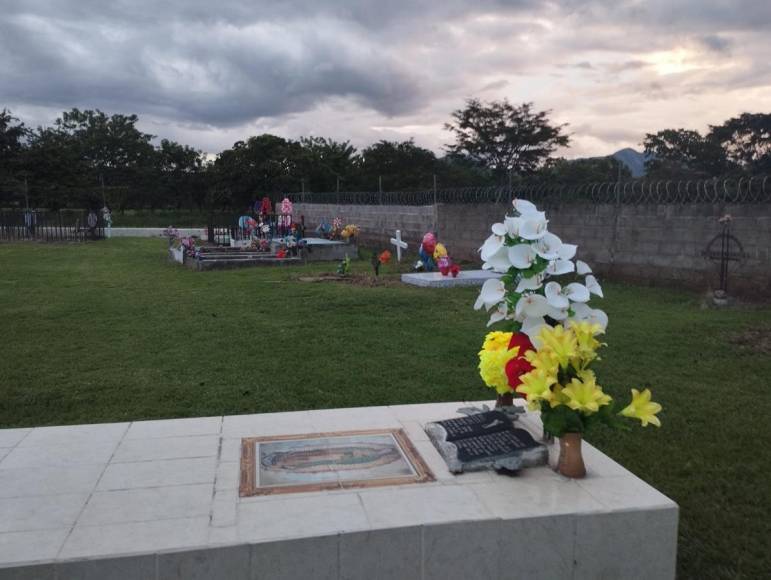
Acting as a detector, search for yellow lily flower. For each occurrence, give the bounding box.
[569,321,603,366]
[524,348,559,375]
[562,375,611,414]
[516,368,556,406]
[537,325,577,369]
[620,389,662,427]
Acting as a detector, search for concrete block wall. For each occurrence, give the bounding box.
[295,202,771,296]
[293,203,435,249]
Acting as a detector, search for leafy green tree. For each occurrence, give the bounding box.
[0,109,29,205]
[296,137,357,192]
[537,156,631,184]
[643,128,728,178]
[355,140,437,190]
[445,99,570,181]
[708,113,770,174]
[214,135,302,209]
[156,139,205,209]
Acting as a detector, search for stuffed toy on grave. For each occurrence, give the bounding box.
[414,232,461,277]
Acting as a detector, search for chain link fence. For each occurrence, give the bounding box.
[289,176,770,206]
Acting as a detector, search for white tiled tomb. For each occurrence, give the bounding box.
[401,270,502,288]
[0,402,678,580]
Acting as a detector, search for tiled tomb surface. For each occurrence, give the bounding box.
[0,402,678,580]
[401,270,502,288]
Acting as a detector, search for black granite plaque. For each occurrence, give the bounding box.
[425,410,547,474]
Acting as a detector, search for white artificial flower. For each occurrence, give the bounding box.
[482,245,512,272]
[474,278,506,311]
[535,232,562,260]
[545,281,569,309]
[518,215,549,240]
[557,244,577,261]
[508,244,538,268]
[491,222,507,236]
[515,273,544,293]
[480,234,504,261]
[515,293,550,319]
[576,260,592,275]
[572,303,609,330]
[564,282,590,303]
[547,305,570,321]
[513,199,539,215]
[487,302,509,326]
[585,275,604,298]
[546,259,575,276]
[504,216,522,237]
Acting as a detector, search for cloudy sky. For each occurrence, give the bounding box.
[2,0,770,158]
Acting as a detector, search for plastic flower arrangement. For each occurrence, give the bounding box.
[341,224,360,240]
[475,199,662,443]
[162,225,179,242]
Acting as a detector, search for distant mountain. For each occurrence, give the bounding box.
[611,148,653,178]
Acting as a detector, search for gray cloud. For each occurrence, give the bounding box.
[1,0,769,156]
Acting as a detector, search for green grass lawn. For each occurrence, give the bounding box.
[1,238,769,578]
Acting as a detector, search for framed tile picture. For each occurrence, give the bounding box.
[240,428,434,496]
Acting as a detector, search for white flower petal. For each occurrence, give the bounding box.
[519,217,549,240]
[483,246,513,273]
[571,303,592,319]
[476,278,506,311]
[515,293,550,319]
[479,234,504,261]
[571,304,609,330]
[522,316,548,346]
[586,275,604,298]
[487,303,508,326]
[513,199,538,215]
[557,244,577,261]
[504,216,522,237]
[565,282,590,303]
[588,308,609,330]
[515,273,543,293]
[547,305,570,321]
[576,260,592,275]
[546,259,575,276]
[535,232,563,260]
[491,222,507,236]
[545,281,569,309]
[508,244,537,269]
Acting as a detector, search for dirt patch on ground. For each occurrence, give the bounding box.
[730,327,771,355]
[295,273,403,287]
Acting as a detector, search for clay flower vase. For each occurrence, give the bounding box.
[495,392,514,408]
[557,432,586,478]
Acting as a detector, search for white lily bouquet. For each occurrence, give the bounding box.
[474,198,606,339]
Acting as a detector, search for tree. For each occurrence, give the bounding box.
[355,140,437,190]
[643,128,728,178]
[537,156,631,184]
[214,135,302,209]
[445,99,569,181]
[156,139,205,209]
[0,109,29,205]
[708,113,770,174]
[296,137,357,192]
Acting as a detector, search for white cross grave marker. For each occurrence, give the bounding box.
[390,229,408,262]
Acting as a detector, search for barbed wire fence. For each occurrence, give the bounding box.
[288,176,770,206]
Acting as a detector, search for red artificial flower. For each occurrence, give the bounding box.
[276,248,287,259]
[504,332,535,390]
[439,264,450,276]
[379,250,392,264]
[450,264,460,278]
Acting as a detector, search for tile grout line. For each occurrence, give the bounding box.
[54,421,132,560]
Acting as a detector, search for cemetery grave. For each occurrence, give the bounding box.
[0,236,769,579]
